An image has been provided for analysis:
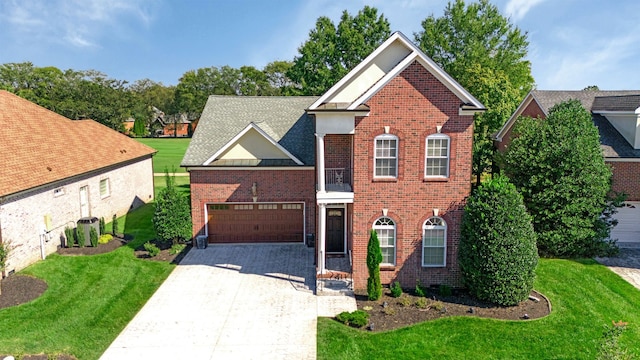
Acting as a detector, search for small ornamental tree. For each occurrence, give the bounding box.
[459,175,538,306]
[89,227,99,247]
[99,217,106,235]
[76,226,86,248]
[366,229,383,301]
[112,214,118,236]
[0,240,12,295]
[502,100,614,257]
[153,170,192,244]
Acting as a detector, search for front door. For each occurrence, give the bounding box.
[79,186,89,218]
[326,208,345,253]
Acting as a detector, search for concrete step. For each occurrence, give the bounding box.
[316,278,354,296]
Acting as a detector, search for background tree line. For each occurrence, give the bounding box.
[0,0,534,183]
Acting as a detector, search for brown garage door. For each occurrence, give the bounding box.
[207,203,304,243]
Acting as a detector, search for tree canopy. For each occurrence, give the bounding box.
[501,100,615,257]
[287,6,391,95]
[415,0,534,184]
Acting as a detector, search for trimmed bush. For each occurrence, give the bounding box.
[98,234,113,244]
[169,243,186,255]
[415,280,426,297]
[366,229,382,301]
[89,227,99,247]
[459,175,538,306]
[64,227,75,248]
[99,217,106,235]
[390,281,403,298]
[336,310,370,328]
[153,171,192,244]
[144,242,160,257]
[112,214,118,236]
[76,226,86,248]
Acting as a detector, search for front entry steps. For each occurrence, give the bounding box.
[316,271,353,296]
[316,255,353,296]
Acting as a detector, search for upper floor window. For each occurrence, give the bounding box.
[374,134,398,178]
[373,216,396,266]
[422,217,446,267]
[425,134,450,178]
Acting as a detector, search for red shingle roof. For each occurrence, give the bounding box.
[0,90,156,197]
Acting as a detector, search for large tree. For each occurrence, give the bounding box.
[173,66,240,114]
[415,0,534,184]
[502,100,615,257]
[287,6,390,95]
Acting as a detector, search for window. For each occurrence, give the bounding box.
[373,217,396,265]
[258,204,277,210]
[99,178,110,198]
[425,134,450,178]
[374,135,398,178]
[422,217,446,267]
[234,204,254,210]
[53,187,65,197]
[282,203,302,210]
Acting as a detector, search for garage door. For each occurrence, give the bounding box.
[207,203,304,243]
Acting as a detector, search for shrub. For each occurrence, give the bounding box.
[89,227,99,247]
[64,227,75,248]
[112,214,118,236]
[398,296,412,307]
[99,217,106,235]
[415,280,426,297]
[169,243,186,255]
[76,226,86,248]
[502,100,614,257]
[98,234,113,244]
[390,281,403,298]
[415,297,428,309]
[366,229,382,301]
[431,301,445,312]
[0,240,12,295]
[439,284,452,297]
[459,175,538,306]
[153,170,192,244]
[336,310,370,328]
[144,242,160,257]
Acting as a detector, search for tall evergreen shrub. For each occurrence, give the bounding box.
[367,229,383,301]
[459,175,538,306]
[153,170,192,244]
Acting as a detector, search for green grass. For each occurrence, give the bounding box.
[318,259,640,359]
[135,138,191,173]
[0,181,188,359]
[154,175,190,199]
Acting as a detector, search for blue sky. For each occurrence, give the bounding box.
[1,0,638,90]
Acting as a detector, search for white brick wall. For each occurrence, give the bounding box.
[0,157,154,273]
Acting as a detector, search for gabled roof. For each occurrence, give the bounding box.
[495,90,640,141]
[181,96,317,167]
[495,89,640,159]
[0,90,156,197]
[308,31,485,113]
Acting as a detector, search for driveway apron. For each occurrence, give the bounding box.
[100,244,356,359]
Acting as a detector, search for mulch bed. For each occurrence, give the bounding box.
[56,238,126,256]
[354,288,551,332]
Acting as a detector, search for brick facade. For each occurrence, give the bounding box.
[609,161,640,201]
[189,169,316,238]
[350,61,474,290]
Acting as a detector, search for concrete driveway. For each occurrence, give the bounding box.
[100,243,356,360]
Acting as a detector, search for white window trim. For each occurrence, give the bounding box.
[422,216,447,267]
[99,178,110,199]
[373,134,399,179]
[424,134,450,178]
[373,216,396,266]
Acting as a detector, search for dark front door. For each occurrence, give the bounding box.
[326,208,345,253]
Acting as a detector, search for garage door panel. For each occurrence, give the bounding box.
[207,203,303,243]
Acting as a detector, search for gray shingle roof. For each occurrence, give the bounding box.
[181,96,318,167]
[530,90,640,159]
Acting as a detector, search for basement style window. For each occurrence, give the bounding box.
[422,217,446,267]
[100,178,110,198]
[373,216,396,266]
[53,187,65,197]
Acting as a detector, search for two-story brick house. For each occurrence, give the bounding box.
[182,32,484,290]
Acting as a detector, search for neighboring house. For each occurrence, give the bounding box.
[181,32,485,290]
[495,90,640,200]
[151,111,199,137]
[0,90,156,274]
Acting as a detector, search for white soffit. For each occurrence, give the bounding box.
[203,123,303,165]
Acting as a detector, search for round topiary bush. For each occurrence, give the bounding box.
[459,175,538,306]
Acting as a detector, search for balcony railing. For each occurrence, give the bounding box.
[324,168,352,192]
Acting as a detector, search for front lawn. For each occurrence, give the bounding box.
[136,137,190,173]
[0,202,174,359]
[318,259,640,359]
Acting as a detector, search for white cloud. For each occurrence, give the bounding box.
[505,0,546,21]
[0,0,157,49]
